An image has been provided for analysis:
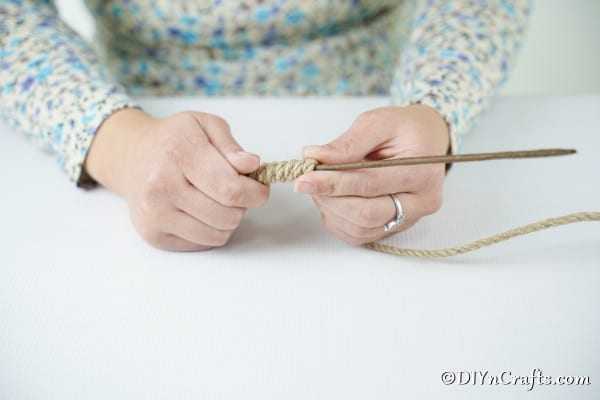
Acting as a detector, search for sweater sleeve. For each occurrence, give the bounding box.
[0,0,138,188]
[390,0,531,153]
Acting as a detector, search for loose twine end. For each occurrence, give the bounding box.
[245,153,598,258]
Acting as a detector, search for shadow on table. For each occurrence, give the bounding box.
[225,186,324,251]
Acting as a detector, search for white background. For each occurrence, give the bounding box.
[4,2,600,399]
[2,95,598,400]
[55,0,600,96]
[4,0,600,397]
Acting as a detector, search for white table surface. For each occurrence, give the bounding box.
[1,95,598,399]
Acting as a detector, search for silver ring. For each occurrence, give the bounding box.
[384,194,406,232]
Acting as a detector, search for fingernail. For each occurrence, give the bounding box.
[294,181,316,195]
[238,150,259,158]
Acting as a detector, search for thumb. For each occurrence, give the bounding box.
[302,118,387,164]
[227,150,261,175]
[196,113,260,174]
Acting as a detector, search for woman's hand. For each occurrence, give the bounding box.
[293,105,450,245]
[85,108,269,251]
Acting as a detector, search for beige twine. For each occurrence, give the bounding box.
[247,159,598,258]
[248,159,319,184]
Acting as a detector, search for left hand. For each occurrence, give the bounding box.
[293,104,450,245]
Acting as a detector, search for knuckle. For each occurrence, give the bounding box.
[138,197,160,220]
[424,193,443,214]
[249,185,270,208]
[426,165,445,184]
[358,178,379,197]
[207,113,226,126]
[219,184,244,206]
[224,209,244,229]
[320,214,368,246]
[211,230,232,247]
[206,113,230,131]
[399,173,412,188]
[358,109,378,125]
[344,235,365,247]
[327,138,351,155]
[187,225,231,248]
[356,205,378,226]
[137,226,165,248]
[346,224,371,240]
[258,185,270,205]
[319,178,337,196]
[144,171,166,195]
[172,111,199,128]
[158,134,186,166]
[163,115,206,154]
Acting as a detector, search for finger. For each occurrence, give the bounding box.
[295,163,444,197]
[194,113,260,174]
[302,111,394,164]
[162,210,234,248]
[319,209,386,245]
[156,234,213,252]
[184,142,270,208]
[321,211,421,246]
[173,181,246,231]
[314,191,440,232]
[313,194,399,229]
[317,199,423,246]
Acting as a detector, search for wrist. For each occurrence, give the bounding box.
[84,107,153,196]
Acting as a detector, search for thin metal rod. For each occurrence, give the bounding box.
[314,148,576,171]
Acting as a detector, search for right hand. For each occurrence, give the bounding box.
[84,108,269,251]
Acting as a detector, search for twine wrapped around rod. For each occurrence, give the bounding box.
[247,148,576,185]
[248,159,319,184]
[245,148,598,258]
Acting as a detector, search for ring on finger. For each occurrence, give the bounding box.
[384,194,407,233]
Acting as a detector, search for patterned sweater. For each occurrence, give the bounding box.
[0,0,530,186]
